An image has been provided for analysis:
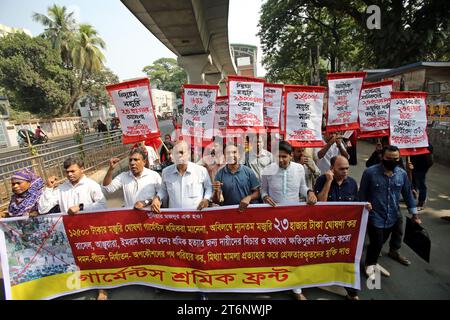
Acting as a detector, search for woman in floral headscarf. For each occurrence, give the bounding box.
[1,168,44,218]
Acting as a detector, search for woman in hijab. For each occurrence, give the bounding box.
[1,168,44,218]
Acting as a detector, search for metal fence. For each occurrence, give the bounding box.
[0,130,122,167]
[0,131,129,210]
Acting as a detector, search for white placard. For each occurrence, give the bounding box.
[109,84,159,138]
[327,74,365,129]
[182,85,218,140]
[359,82,392,132]
[263,85,283,127]
[390,93,429,149]
[228,78,264,127]
[286,89,324,143]
[214,97,229,137]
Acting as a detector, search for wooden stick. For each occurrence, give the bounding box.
[159,137,170,154]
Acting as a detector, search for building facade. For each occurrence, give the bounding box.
[151,89,176,119]
[0,23,32,38]
[230,44,258,78]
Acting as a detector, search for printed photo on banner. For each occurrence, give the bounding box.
[227,75,266,129]
[326,72,366,132]
[181,84,219,140]
[106,78,160,144]
[389,91,430,155]
[263,84,283,128]
[358,80,393,138]
[285,85,326,147]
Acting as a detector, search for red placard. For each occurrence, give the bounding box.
[358,80,393,139]
[389,91,430,156]
[106,78,160,144]
[227,75,266,132]
[326,72,366,133]
[284,85,326,148]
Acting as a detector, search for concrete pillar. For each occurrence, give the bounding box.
[205,72,228,96]
[218,79,227,96]
[177,54,212,84]
[204,72,222,85]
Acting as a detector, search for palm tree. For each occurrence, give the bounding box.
[66,24,106,113]
[32,4,76,67]
[71,24,106,75]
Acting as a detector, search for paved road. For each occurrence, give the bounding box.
[55,139,450,300]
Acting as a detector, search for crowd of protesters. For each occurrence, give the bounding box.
[0,129,433,300]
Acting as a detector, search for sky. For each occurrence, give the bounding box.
[0,0,266,81]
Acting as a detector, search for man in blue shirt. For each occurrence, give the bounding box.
[315,155,359,203]
[359,145,421,279]
[314,155,363,300]
[212,143,260,211]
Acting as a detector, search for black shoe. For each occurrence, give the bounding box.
[388,250,411,266]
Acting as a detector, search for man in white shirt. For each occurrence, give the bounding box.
[138,142,159,168]
[247,135,274,181]
[38,157,107,300]
[38,157,107,215]
[149,140,212,213]
[102,148,161,209]
[261,141,317,300]
[315,132,349,174]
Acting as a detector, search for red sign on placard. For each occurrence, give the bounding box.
[182,84,219,141]
[106,78,160,144]
[326,72,366,133]
[285,85,326,148]
[390,91,429,156]
[227,75,265,132]
[358,80,393,139]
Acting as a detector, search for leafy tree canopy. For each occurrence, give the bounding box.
[142,58,187,98]
[0,33,73,116]
[258,0,450,84]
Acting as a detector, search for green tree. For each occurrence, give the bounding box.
[308,0,450,67]
[66,23,106,113]
[258,0,450,84]
[142,58,187,98]
[0,33,72,116]
[32,4,76,68]
[81,67,119,110]
[258,1,365,84]
[33,5,107,114]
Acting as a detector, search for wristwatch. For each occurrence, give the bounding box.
[144,199,151,206]
[79,203,84,211]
